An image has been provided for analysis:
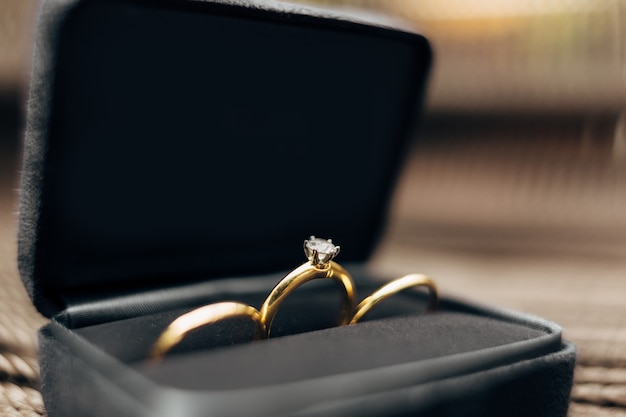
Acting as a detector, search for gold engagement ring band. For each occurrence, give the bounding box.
[350,274,438,324]
[149,237,355,359]
[260,236,356,336]
[149,301,265,361]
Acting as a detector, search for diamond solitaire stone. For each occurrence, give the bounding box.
[304,236,340,267]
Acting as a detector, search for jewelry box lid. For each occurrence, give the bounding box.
[18,0,431,317]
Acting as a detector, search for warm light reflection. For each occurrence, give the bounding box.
[395,0,609,20]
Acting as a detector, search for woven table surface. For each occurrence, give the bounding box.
[0,171,46,415]
[1,121,626,416]
[373,128,626,417]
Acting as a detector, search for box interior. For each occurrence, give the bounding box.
[20,0,431,317]
[69,281,561,391]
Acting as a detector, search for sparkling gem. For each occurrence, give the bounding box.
[304,236,340,266]
[306,237,336,255]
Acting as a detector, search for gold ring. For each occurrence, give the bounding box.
[349,274,438,324]
[149,301,266,361]
[260,236,356,336]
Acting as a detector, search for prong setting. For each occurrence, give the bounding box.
[304,236,340,267]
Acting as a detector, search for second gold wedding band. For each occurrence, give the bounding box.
[350,273,438,324]
[149,301,265,360]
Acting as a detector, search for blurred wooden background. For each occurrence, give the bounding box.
[1,0,626,416]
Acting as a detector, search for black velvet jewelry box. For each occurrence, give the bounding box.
[18,0,575,416]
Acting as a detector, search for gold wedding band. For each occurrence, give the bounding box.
[260,236,355,336]
[149,301,265,361]
[350,274,438,324]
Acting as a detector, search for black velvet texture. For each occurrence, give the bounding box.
[135,312,555,390]
[18,0,431,317]
[290,343,576,417]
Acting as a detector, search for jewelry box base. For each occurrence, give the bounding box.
[38,277,575,417]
